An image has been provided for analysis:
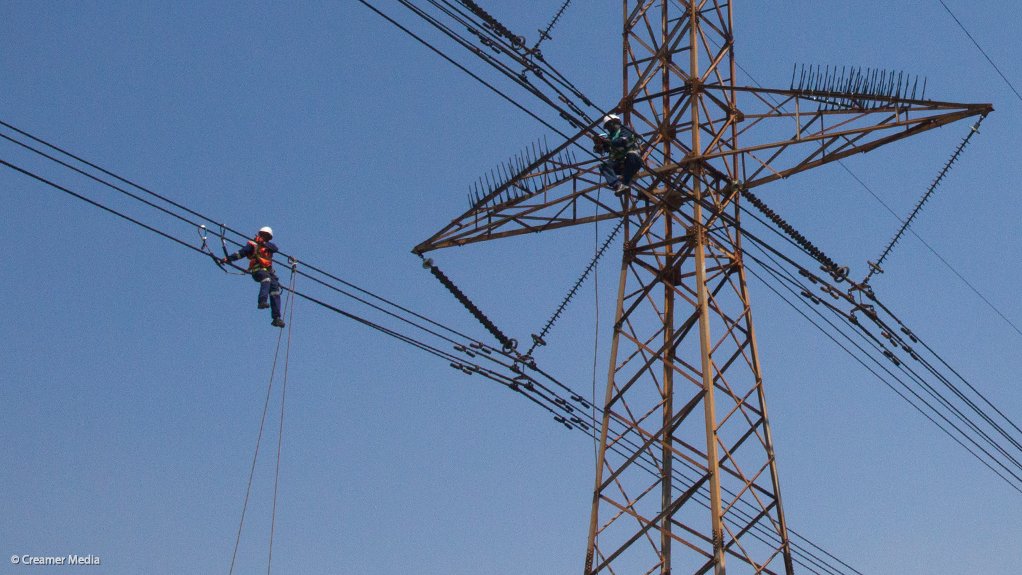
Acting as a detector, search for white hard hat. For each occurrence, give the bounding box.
[603,114,621,125]
[259,226,273,238]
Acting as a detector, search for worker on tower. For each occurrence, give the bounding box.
[593,114,642,196]
[221,226,286,328]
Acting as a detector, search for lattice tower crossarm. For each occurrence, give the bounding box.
[414,2,991,574]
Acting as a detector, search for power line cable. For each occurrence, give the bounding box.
[353,0,575,141]
[938,0,1022,103]
[838,162,1022,338]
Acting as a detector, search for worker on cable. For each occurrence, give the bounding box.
[593,114,642,196]
[221,226,286,328]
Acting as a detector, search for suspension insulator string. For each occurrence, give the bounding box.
[420,255,518,352]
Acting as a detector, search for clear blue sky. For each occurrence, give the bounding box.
[2,2,1021,574]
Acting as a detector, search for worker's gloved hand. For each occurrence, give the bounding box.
[611,137,627,148]
[221,257,230,265]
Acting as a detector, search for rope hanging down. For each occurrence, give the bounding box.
[228,261,297,575]
[421,256,518,352]
[267,261,297,575]
[864,115,987,283]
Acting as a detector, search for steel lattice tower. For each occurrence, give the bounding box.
[415,2,990,574]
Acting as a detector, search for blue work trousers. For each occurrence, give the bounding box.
[600,152,642,188]
[251,269,282,319]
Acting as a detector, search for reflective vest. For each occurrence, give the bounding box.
[246,239,273,272]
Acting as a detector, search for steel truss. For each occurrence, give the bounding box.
[415,2,990,574]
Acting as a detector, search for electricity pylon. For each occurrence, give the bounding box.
[414,2,991,574]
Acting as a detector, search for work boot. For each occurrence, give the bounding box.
[271,318,286,328]
[258,301,270,309]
